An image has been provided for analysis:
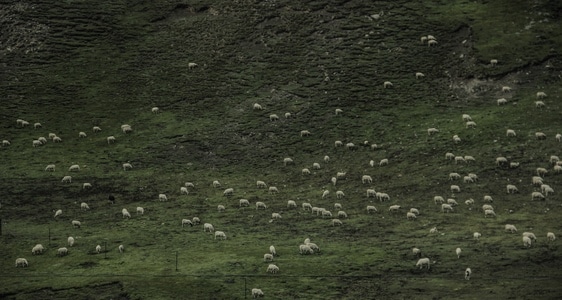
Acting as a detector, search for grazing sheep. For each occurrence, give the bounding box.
[61,176,72,183]
[490,59,498,66]
[429,227,438,234]
[465,199,474,205]
[204,223,214,232]
[118,244,125,253]
[223,188,234,196]
[322,190,330,199]
[263,253,273,262]
[337,210,348,218]
[427,128,439,135]
[379,158,389,166]
[268,186,279,194]
[283,157,294,166]
[447,198,458,206]
[415,72,425,79]
[192,217,200,225]
[334,140,343,147]
[52,136,62,143]
[535,132,547,140]
[366,205,377,213]
[217,205,225,212]
[44,164,56,172]
[93,126,101,132]
[505,224,517,233]
[321,210,332,218]
[32,244,44,255]
[269,245,276,256]
[484,195,493,203]
[496,157,508,166]
[54,209,62,218]
[535,101,545,108]
[453,135,461,143]
[82,183,92,189]
[441,204,454,213]
[468,173,478,181]
[362,175,373,184]
[547,232,556,241]
[484,209,496,217]
[182,219,193,227]
[324,155,330,163]
[537,167,548,177]
[122,208,131,219]
[269,114,279,121]
[434,196,445,204]
[454,156,466,164]
[252,288,264,298]
[256,180,267,188]
[531,191,545,200]
[334,203,342,210]
[554,165,562,173]
[122,163,133,171]
[445,152,455,160]
[497,98,508,105]
[253,103,263,110]
[71,220,81,228]
[522,232,537,242]
[462,114,472,122]
[336,190,345,199]
[68,164,80,172]
[48,133,56,139]
[256,202,267,210]
[510,162,520,168]
[378,192,390,202]
[466,121,477,128]
[272,212,282,219]
[67,237,75,247]
[449,173,461,180]
[406,212,417,220]
[213,180,221,188]
[188,62,198,69]
[506,129,516,137]
[301,168,311,175]
[502,86,512,93]
[240,199,250,207]
[336,172,347,179]
[428,39,438,47]
[550,156,560,164]
[369,160,375,167]
[331,177,337,186]
[1,140,10,147]
[463,176,474,183]
[465,268,472,280]
[335,108,343,115]
[409,208,420,215]
[556,134,562,142]
[96,245,102,253]
[412,248,421,257]
[267,264,279,273]
[473,232,482,240]
[482,204,494,211]
[367,189,376,198]
[121,124,132,133]
[383,81,393,88]
[345,142,356,150]
[312,162,321,170]
[15,258,29,267]
[536,92,547,99]
[300,130,311,137]
[523,236,532,248]
[136,207,144,214]
[214,231,226,240]
[532,177,544,186]
[285,112,291,118]
[299,244,314,255]
[450,185,460,193]
[159,194,168,201]
[506,184,518,194]
[152,107,160,113]
[107,136,116,144]
[416,258,431,269]
[389,205,401,212]
[302,202,312,211]
[332,219,343,226]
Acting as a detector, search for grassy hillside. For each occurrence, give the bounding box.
[1,0,561,299]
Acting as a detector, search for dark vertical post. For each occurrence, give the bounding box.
[175,251,178,271]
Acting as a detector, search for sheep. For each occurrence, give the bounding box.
[123,163,133,171]
[300,130,311,137]
[121,124,132,134]
[301,168,311,175]
[453,135,461,143]
[497,98,508,105]
[32,140,42,147]
[550,155,560,164]
[465,198,474,205]
[532,176,543,186]
[535,132,547,140]
[454,156,466,164]
[557,133,562,142]
[331,177,337,186]
[554,165,562,173]
[462,114,472,122]
[379,158,389,166]
[82,183,92,189]
[185,182,195,188]
[536,91,547,99]
[52,136,62,143]
[182,219,193,227]
[152,107,160,113]
[547,232,556,241]
[456,247,462,259]
[490,59,498,66]
[345,142,356,150]
[118,245,125,253]
[427,128,439,135]
[122,208,131,219]
[531,191,545,200]
[203,223,214,232]
[269,245,276,256]
[302,202,312,211]
[337,210,348,218]
[383,81,393,88]
[416,258,431,269]
[67,236,75,247]
[463,176,474,183]
[269,114,279,121]
[482,204,494,211]
[93,126,101,132]
[484,195,493,203]
[366,205,378,213]
[45,164,56,172]
[272,212,282,219]
[334,140,344,147]
[409,208,420,215]
[465,268,472,280]
[2,140,10,147]
[268,186,279,194]
[449,173,461,181]
[58,247,71,258]
[240,199,250,207]
[420,36,428,43]
[252,288,264,298]
[32,244,44,255]
[510,162,520,168]
[446,152,455,160]
[283,157,294,166]
[468,173,478,181]
[415,72,425,79]
[484,209,496,217]
[322,190,330,199]
[212,180,221,188]
[523,236,532,248]
[434,196,445,204]
[312,162,321,170]
[214,231,226,240]
[388,205,401,212]
[188,62,198,69]
[159,194,168,201]
[61,176,72,183]
[506,184,518,194]
[321,210,333,218]
[466,121,477,129]
[263,253,273,262]
[48,133,56,139]
[299,244,314,255]
[54,209,62,218]
[369,160,375,167]
[536,167,548,177]
[450,185,460,193]
[362,175,373,184]
[412,248,421,257]
[192,217,201,225]
[502,86,512,93]
[285,112,291,118]
[96,245,102,253]
[506,129,516,137]
[441,204,454,213]
[335,108,343,115]
[496,157,507,166]
[366,189,376,198]
[428,39,438,47]
[324,155,330,163]
[72,220,81,228]
[429,227,438,234]
[505,224,517,233]
[107,136,116,144]
[267,264,279,273]
[223,188,234,196]
[378,192,390,202]
[447,198,458,206]
[522,232,537,241]
[473,232,482,240]
[332,219,343,226]
[136,207,144,215]
[406,212,417,220]
[535,101,545,108]
[217,205,225,212]
[256,201,267,210]
[332,191,345,200]
[334,203,342,210]
[15,258,29,267]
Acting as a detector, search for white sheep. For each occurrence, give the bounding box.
[334,140,343,147]
[212,180,221,188]
[181,218,193,227]
[159,194,168,201]
[118,245,125,253]
[302,202,312,211]
[522,232,537,241]
[299,244,314,255]
[502,86,512,93]
[240,199,250,207]
[379,158,389,166]
[322,190,330,199]
[300,130,311,137]
[532,176,544,186]
[324,155,330,163]
[269,245,276,256]
[441,203,453,213]
[217,205,225,212]
[123,163,133,171]
[54,209,62,218]
[415,72,425,79]
[506,184,518,194]
[453,135,461,143]
[321,210,332,218]
[465,198,474,205]
[15,258,29,267]
[122,208,131,219]
[301,168,311,175]
[556,133,562,142]
[269,114,279,121]
[427,128,439,135]
[473,232,482,240]
[490,59,498,66]
[412,248,421,257]
[362,175,373,184]
[468,173,478,181]
[547,232,556,241]
[366,205,378,213]
[409,208,420,215]
[463,176,474,183]
[48,133,56,139]
[283,157,294,166]
[449,173,461,180]
[510,162,520,168]
[466,121,477,128]
[331,177,337,186]
[462,114,472,122]
[450,185,460,193]
[536,167,548,177]
[378,192,390,202]
[445,152,455,160]
[406,212,417,220]
[334,203,342,210]
[93,126,101,132]
[268,186,279,194]
[263,253,273,262]
[256,201,267,210]
[383,81,393,88]
[192,217,200,225]
[428,39,438,47]
[465,268,472,280]
[107,136,116,144]
[67,236,75,247]
[223,188,234,196]
[32,244,44,255]
[136,207,144,214]
[535,101,545,108]
[550,155,560,164]
[72,220,81,228]
[214,231,226,240]
[554,165,562,173]
[252,288,264,298]
[484,209,496,217]
[121,124,132,133]
[496,157,508,166]
[535,132,546,140]
[345,142,355,150]
[429,227,438,234]
[267,264,279,273]
[152,107,160,113]
[52,136,62,143]
[272,212,282,219]
[82,183,92,189]
[367,189,376,198]
[96,245,102,253]
[506,129,516,137]
[434,196,445,204]
[336,190,345,199]
[505,224,517,233]
[388,205,401,212]
[32,140,42,147]
[523,236,532,248]
[369,160,375,167]
[204,223,214,232]
[454,156,466,164]
[188,62,198,69]
[61,176,72,183]
[497,98,508,105]
[337,210,348,218]
[466,156,476,162]
[312,162,321,170]
[285,112,291,118]
[531,191,545,200]
[447,198,458,206]
[456,247,462,259]
[255,180,267,188]
[185,182,195,188]
[536,91,547,99]
[332,219,343,226]
[484,195,493,202]
[335,108,343,115]
[2,140,10,147]
[416,258,431,269]
[482,204,494,211]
